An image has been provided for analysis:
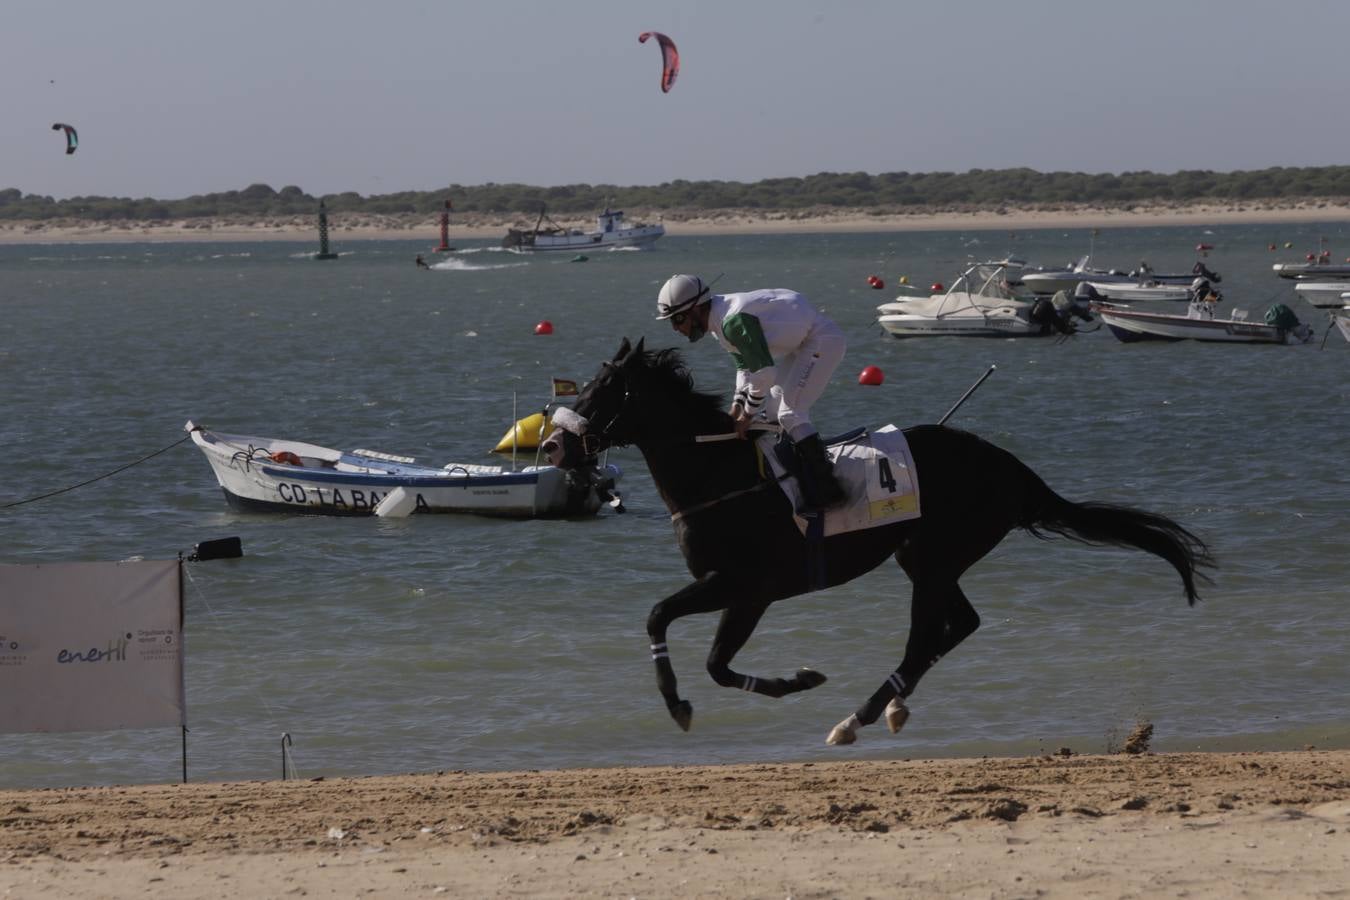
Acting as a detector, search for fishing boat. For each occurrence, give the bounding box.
[876,260,1090,338]
[185,421,622,518]
[501,206,664,252]
[1091,302,1315,345]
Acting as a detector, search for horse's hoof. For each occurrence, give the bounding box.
[795,668,828,691]
[825,724,857,746]
[670,701,693,732]
[884,700,910,735]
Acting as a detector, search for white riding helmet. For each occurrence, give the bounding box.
[655,274,711,320]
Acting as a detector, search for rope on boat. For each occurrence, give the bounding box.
[0,434,192,509]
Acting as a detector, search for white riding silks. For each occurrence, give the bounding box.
[550,407,588,436]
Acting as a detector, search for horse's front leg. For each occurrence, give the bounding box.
[648,571,744,732]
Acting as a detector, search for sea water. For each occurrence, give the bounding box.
[1,222,1348,789]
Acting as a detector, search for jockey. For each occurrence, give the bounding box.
[655,273,847,509]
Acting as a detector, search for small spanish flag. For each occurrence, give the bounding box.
[552,378,578,398]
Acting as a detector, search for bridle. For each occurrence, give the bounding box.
[551,357,779,521]
[553,361,639,456]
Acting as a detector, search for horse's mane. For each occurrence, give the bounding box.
[638,346,726,422]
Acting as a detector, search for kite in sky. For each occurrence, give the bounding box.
[51,123,78,155]
[638,31,679,93]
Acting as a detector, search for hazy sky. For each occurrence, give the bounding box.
[5,0,1348,200]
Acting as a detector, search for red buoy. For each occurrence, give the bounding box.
[534,320,554,335]
[1195,243,1214,252]
[1268,244,1276,250]
[869,276,885,289]
[1306,253,1316,261]
[857,365,884,386]
[930,282,944,293]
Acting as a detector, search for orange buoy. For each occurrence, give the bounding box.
[269,450,302,466]
[534,320,554,335]
[930,282,944,293]
[857,365,884,386]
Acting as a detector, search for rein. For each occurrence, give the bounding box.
[669,480,774,523]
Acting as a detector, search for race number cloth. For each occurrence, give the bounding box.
[758,424,921,537]
[0,559,184,734]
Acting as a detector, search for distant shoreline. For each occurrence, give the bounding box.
[2,199,1349,244]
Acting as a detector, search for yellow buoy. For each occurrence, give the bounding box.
[492,411,552,453]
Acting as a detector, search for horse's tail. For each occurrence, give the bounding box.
[1022,477,1214,606]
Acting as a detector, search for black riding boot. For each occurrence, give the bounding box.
[794,434,846,509]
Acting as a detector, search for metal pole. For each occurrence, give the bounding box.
[938,365,996,426]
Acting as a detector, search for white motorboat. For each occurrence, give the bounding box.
[877,261,1089,338]
[1082,280,1192,302]
[501,206,664,252]
[1273,261,1350,280]
[1092,302,1314,345]
[1292,281,1350,309]
[1021,256,1207,295]
[186,421,622,518]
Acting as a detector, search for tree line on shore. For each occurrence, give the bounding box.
[3,166,1350,221]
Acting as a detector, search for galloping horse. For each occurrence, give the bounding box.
[543,338,1213,745]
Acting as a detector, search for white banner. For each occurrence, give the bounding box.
[0,559,185,734]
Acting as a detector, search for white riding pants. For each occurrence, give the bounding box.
[763,320,846,441]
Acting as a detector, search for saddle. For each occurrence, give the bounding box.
[757,425,921,539]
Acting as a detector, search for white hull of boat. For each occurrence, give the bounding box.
[877,301,1047,337]
[187,422,620,518]
[1084,281,1191,302]
[1022,256,1198,295]
[1292,282,1350,308]
[1273,262,1350,279]
[1094,307,1310,344]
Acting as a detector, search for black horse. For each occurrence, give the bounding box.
[543,338,1213,745]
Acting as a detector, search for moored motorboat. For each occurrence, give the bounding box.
[876,260,1090,338]
[186,421,621,518]
[1292,281,1350,309]
[1273,261,1350,280]
[502,206,664,252]
[1083,280,1192,302]
[1091,301,1315,345]
[1021,257,1211,295]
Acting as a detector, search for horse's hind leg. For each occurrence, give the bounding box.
[706,603,828,699]
[827,579,979,745]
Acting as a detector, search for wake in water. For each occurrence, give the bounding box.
[431,256,529,271]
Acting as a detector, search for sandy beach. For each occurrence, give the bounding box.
[1,750,1347,898]
[2,200,1349,244]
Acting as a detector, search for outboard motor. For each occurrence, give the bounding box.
[1193,261,1221,283]
[1030,291,1090,335]
[1074,281,1103,304]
